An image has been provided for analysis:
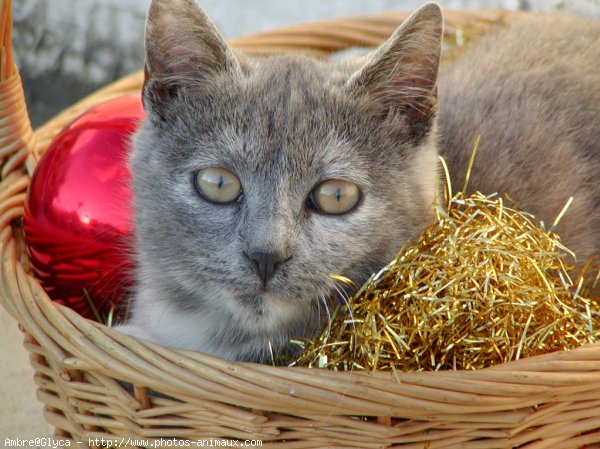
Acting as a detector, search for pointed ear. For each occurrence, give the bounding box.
[346,3,443,140]
[142,0,240,118]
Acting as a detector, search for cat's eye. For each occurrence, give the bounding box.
[194,167,242,204]
[308,179,361,215]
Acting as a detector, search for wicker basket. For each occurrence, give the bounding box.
[2,1,600,447]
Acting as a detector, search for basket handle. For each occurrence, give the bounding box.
[0,0,37,179]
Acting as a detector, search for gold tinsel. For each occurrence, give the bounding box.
[293,159,600,372]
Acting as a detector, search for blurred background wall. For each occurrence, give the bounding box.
[13,0,600,127]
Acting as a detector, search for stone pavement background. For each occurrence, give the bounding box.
[2,0,599,442]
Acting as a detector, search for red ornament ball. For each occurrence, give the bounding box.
[24,94,145,320]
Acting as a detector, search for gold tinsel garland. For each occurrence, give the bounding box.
[293,163,600,372]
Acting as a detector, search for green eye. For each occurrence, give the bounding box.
[194,167,242,204]
[309,179,360,215]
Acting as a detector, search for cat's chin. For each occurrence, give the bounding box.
[237,290,308,330]
[116,283,317,361]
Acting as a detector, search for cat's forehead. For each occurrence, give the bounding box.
[243,54,350,94]
[218,123,368,183]
[186,56,370,171]
[233,55,350,125]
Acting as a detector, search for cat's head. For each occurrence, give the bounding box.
[130,0,442,355]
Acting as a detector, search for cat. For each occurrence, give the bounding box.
[116,0,600,363]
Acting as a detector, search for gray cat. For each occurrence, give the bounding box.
[117,0,600,362]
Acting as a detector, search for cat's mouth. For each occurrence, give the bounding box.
[239,290,281,312]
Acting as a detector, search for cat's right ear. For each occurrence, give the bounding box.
[143,0,240,120]
[346,3,443,141]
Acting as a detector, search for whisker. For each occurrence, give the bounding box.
[330,278,359,369]
[319,291,333,339]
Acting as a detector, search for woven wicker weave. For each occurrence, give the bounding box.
[2,1,600,447]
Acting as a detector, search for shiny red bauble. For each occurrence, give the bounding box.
[24,94,144,320]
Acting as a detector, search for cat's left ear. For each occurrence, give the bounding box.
[142,0,241,119]
[346,3,443,139]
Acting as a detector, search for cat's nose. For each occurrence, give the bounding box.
[246,249,289,287]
